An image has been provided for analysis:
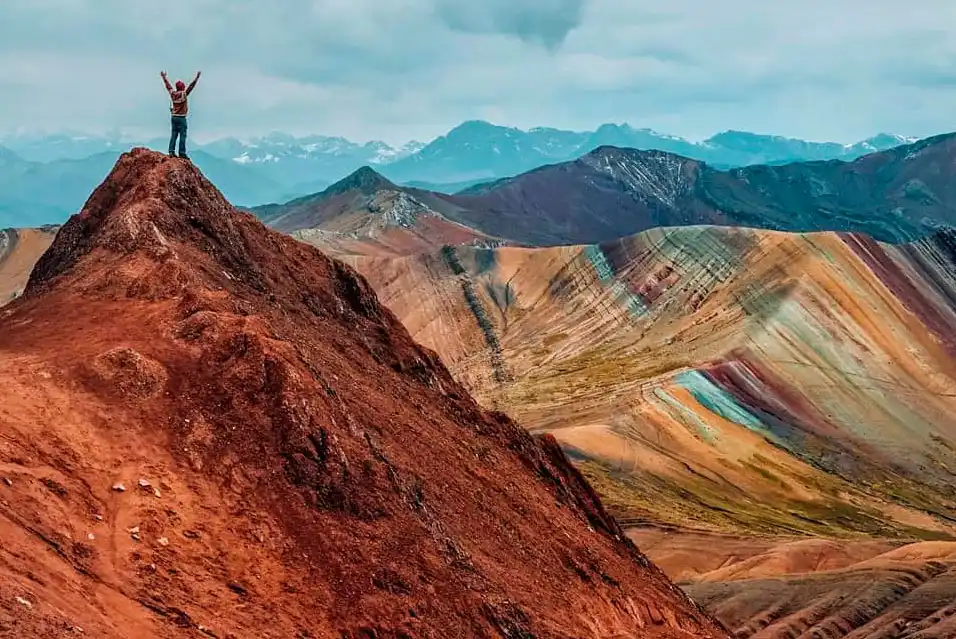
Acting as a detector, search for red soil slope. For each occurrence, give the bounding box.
[0,148,727,638]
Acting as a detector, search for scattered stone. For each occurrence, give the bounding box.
[158,537,169,547]
[112,482,126,492]
[15,596,32,609]
[70,626,84,633]
[128,526,141,541]
[198,625,217,637]
[227,581,247,596]
[92,514,103,521]
[183,530,201,539]
[87,533,95,541]
[2,477,11,486]
[138,478,162,497]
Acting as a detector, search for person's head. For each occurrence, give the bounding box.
[175,80,186,91]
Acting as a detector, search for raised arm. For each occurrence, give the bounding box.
[186,71,201,95]
[160,71,172,92]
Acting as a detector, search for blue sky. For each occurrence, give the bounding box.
[2,0,955,144]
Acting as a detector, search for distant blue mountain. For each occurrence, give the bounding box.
[379,122,917,183]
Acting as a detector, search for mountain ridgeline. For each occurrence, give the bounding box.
[378,121,915,184]
[0,122,917,228]
[256,132,956,246]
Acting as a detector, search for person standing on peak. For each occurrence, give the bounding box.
[161,70,201,160]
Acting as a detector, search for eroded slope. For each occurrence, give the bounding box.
[346,226,956,540]
[632,529,956,637]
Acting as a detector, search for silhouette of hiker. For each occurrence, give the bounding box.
[161,70,201,160]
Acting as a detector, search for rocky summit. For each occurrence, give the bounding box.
[0,149,727,638]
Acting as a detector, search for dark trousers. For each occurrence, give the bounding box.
[168,116,188,156]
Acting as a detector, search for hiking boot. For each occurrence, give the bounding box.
[178,154,190,161]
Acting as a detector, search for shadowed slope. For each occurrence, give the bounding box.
[0,149,726,638]
[445,135,956,244]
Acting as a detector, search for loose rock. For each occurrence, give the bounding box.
[112,483,126,492]
[15,596,32,609]
[138,478,161,497]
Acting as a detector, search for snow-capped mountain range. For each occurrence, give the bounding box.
[202,133,425,167]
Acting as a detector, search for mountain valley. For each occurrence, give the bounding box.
[4,143,956,637]
[7,2,956,637]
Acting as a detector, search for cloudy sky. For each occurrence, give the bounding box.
[2,0,955,144]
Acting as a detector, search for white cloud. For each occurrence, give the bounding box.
[1,0,956,144]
